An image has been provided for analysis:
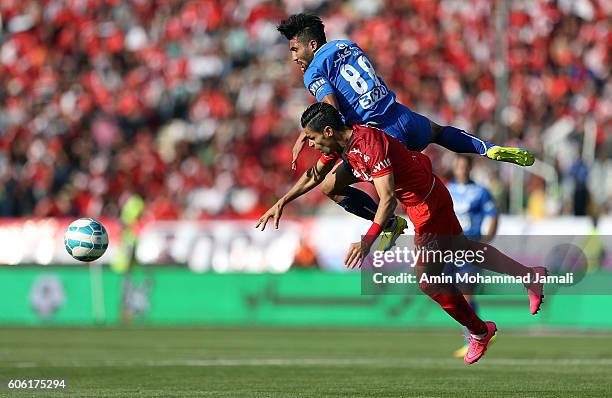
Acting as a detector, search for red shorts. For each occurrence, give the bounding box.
[404,175,463,238]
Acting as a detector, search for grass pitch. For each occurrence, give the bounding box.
[0,327,611,397]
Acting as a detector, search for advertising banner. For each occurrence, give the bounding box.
[0,218,121,265]
[0,217,610,272]
[1,267,611,329]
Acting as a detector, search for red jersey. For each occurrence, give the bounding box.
[320,124,462,236]
[320,124,435,207]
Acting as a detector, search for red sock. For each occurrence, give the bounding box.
[427,293,487,335]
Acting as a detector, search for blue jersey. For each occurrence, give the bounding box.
[447,180,497,239]
[303,40,396,125]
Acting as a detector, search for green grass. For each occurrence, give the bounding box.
[0,328,611,397]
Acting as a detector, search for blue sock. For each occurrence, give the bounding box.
[435,126,494,156]
[336,186,396,226]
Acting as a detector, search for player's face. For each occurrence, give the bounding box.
[289,37,316,73]
[304,126,338,155]
[454,157,470,182]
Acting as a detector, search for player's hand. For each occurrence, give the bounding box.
[345,241,371,269]
[255,202,284,231]
[291,132,307,170]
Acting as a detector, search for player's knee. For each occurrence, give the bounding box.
[321,187,343,202]
[320,176,341,199]
[419,283,453,310]
[461,235,481,252]
[320,178,333,196]
[429,121,444,143]
[419,281,436,295]
[328,194,345,202]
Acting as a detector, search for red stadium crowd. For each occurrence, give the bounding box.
[0,0,609,220]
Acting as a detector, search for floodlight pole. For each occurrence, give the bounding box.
[494,0,524,215]
[494,0,509,144]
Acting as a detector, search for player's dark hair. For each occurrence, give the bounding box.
[301,102,343,132]
[277,14,326,46]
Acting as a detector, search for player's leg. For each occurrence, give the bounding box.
[422,177,545,315]
[443,260,479,357]
[320,161,378,220]
[408,183,496,364]
[422,184,535,281]
[428,119,492,156]
[458,236,547,314]
[417,260,487,337]
[428,119,534,166]
[456,294,476,353]
[415,248,496,365]
[379,102,534,166]
[460,236,531,277]
[320,162,406,250]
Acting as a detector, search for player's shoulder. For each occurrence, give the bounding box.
[304,42,343,79]
[352,124,385,141]
[303,62,323,86]
[350,124,388,154]
[320,39,358,54]
[330,39,359,49]
[447,181,468,195]
[470,181,491,194]
[447,180,459,190]
[477,183,494,199]
[448,180,474,193]
[314,39,361,64]
[465,181,493,200]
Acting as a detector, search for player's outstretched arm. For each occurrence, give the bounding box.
[370,173,397,229]
[345,173,397,268]
[320,94,340,109]
[256,158,334,231]
[290,94,340,169]
[291,131,307,171]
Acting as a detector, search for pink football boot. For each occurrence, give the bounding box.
[464,321,497,365]
[527,266,547,315]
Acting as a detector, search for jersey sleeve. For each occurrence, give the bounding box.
[480,188,497,217]
[319,152,340,166]
[363,130,393,178]
[304,66,335,102]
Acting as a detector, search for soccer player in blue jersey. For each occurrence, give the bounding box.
[445,155,499,358]
[276,14,533,250]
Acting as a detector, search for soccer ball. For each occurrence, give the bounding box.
[64,218,109,262]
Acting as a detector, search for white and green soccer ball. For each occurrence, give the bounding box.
[64,218,109,262]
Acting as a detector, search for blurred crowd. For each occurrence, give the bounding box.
[0,0,610,220]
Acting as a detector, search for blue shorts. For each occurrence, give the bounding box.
[369,102,433,152]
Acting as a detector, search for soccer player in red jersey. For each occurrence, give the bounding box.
[257,103,547,365]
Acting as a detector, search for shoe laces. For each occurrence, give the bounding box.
[467,336,487,356]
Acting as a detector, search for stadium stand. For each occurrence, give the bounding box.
[0,0,609,219]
